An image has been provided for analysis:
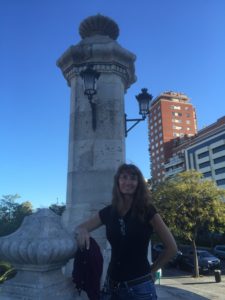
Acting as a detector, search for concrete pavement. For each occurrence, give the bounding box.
[155,274,225,299]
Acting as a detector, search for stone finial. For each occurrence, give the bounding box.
[79,14,119,40]
[0,209,76,268]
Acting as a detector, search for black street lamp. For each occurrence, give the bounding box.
[125,88,153,137]
[80,65,100,130]
[80,66,152,136]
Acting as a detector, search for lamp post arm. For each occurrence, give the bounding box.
[125,114,146,137]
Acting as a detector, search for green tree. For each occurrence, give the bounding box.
[0,195,33,236]
[49,202,66,216]
[152,170,225,277]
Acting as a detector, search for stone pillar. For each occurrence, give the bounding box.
[57,15,136,245]
[0,209,77,300]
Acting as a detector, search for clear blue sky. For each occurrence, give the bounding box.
[1,0,225,209]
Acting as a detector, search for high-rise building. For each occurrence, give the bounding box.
[148,91,197,184]
[185,116,225,189]
[163,116,225,190]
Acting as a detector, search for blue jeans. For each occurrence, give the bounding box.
[100,279,157,300]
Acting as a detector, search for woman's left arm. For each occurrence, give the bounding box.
[150,213,178,273]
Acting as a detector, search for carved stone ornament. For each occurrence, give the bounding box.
[0,208,76,269]
[0,209,77,299]
[79,14,119,40]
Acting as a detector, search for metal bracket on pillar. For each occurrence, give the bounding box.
[125,114,146,137]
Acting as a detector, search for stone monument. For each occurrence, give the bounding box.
[57,15,136,247]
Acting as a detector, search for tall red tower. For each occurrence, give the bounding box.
[148,91,197,183]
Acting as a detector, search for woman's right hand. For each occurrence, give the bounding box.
[75,227,90,250]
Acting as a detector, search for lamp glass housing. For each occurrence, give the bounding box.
[135,88,152,118]
[80,67,100,100]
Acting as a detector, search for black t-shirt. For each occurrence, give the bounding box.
[99,204,157,281]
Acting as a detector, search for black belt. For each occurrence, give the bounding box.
[108,273,153,289]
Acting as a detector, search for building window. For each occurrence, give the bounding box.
[215,167,225,175]
[186,120,191,124]
[186,113,190,117]
[198,151,209,159]
[172,112,182,117]
[158,119,162,123]
[173,125,182,130]
[171,105,181,110]
[214,156,225,164]
[185,106,190,110]
[173,132,180,137]
[216,179,225,186]
[187,127,190,131]
[199,161,210,168]
[203,171,212,178]
[172,118,182,123]
[212,144,225,154]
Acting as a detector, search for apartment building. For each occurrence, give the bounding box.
[149,91,197,184]
[185,116,225,189]
[164,116,225,190]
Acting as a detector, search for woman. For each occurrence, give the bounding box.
[75,164,177,300]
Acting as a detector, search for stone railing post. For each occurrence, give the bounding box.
[0,209,78,300]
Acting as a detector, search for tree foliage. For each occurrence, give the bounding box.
[0,194,33,236]
[152,170,225,277]
[49,202,66,216]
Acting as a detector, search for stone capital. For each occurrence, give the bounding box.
[57,17,136,89]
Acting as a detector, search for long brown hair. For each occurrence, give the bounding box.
[111,164,153,221]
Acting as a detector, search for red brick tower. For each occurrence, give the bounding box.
[149,91,197,183]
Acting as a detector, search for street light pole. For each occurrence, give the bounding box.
[125,88,153,136]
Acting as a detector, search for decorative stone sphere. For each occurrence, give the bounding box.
[0,209,76,267]
[79,14,119,40]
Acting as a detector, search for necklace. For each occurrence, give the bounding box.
[118,217,126,236]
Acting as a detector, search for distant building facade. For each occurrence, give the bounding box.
[149,91,225,189]
[163,116,225,189]
[185,116,225,189]
[149,91,197,184]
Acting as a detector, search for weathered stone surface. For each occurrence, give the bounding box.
[57,15,136,242]
[57,15,136,293]
[0,209,78,299]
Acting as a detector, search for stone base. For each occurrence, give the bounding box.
[0,269,79,300]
